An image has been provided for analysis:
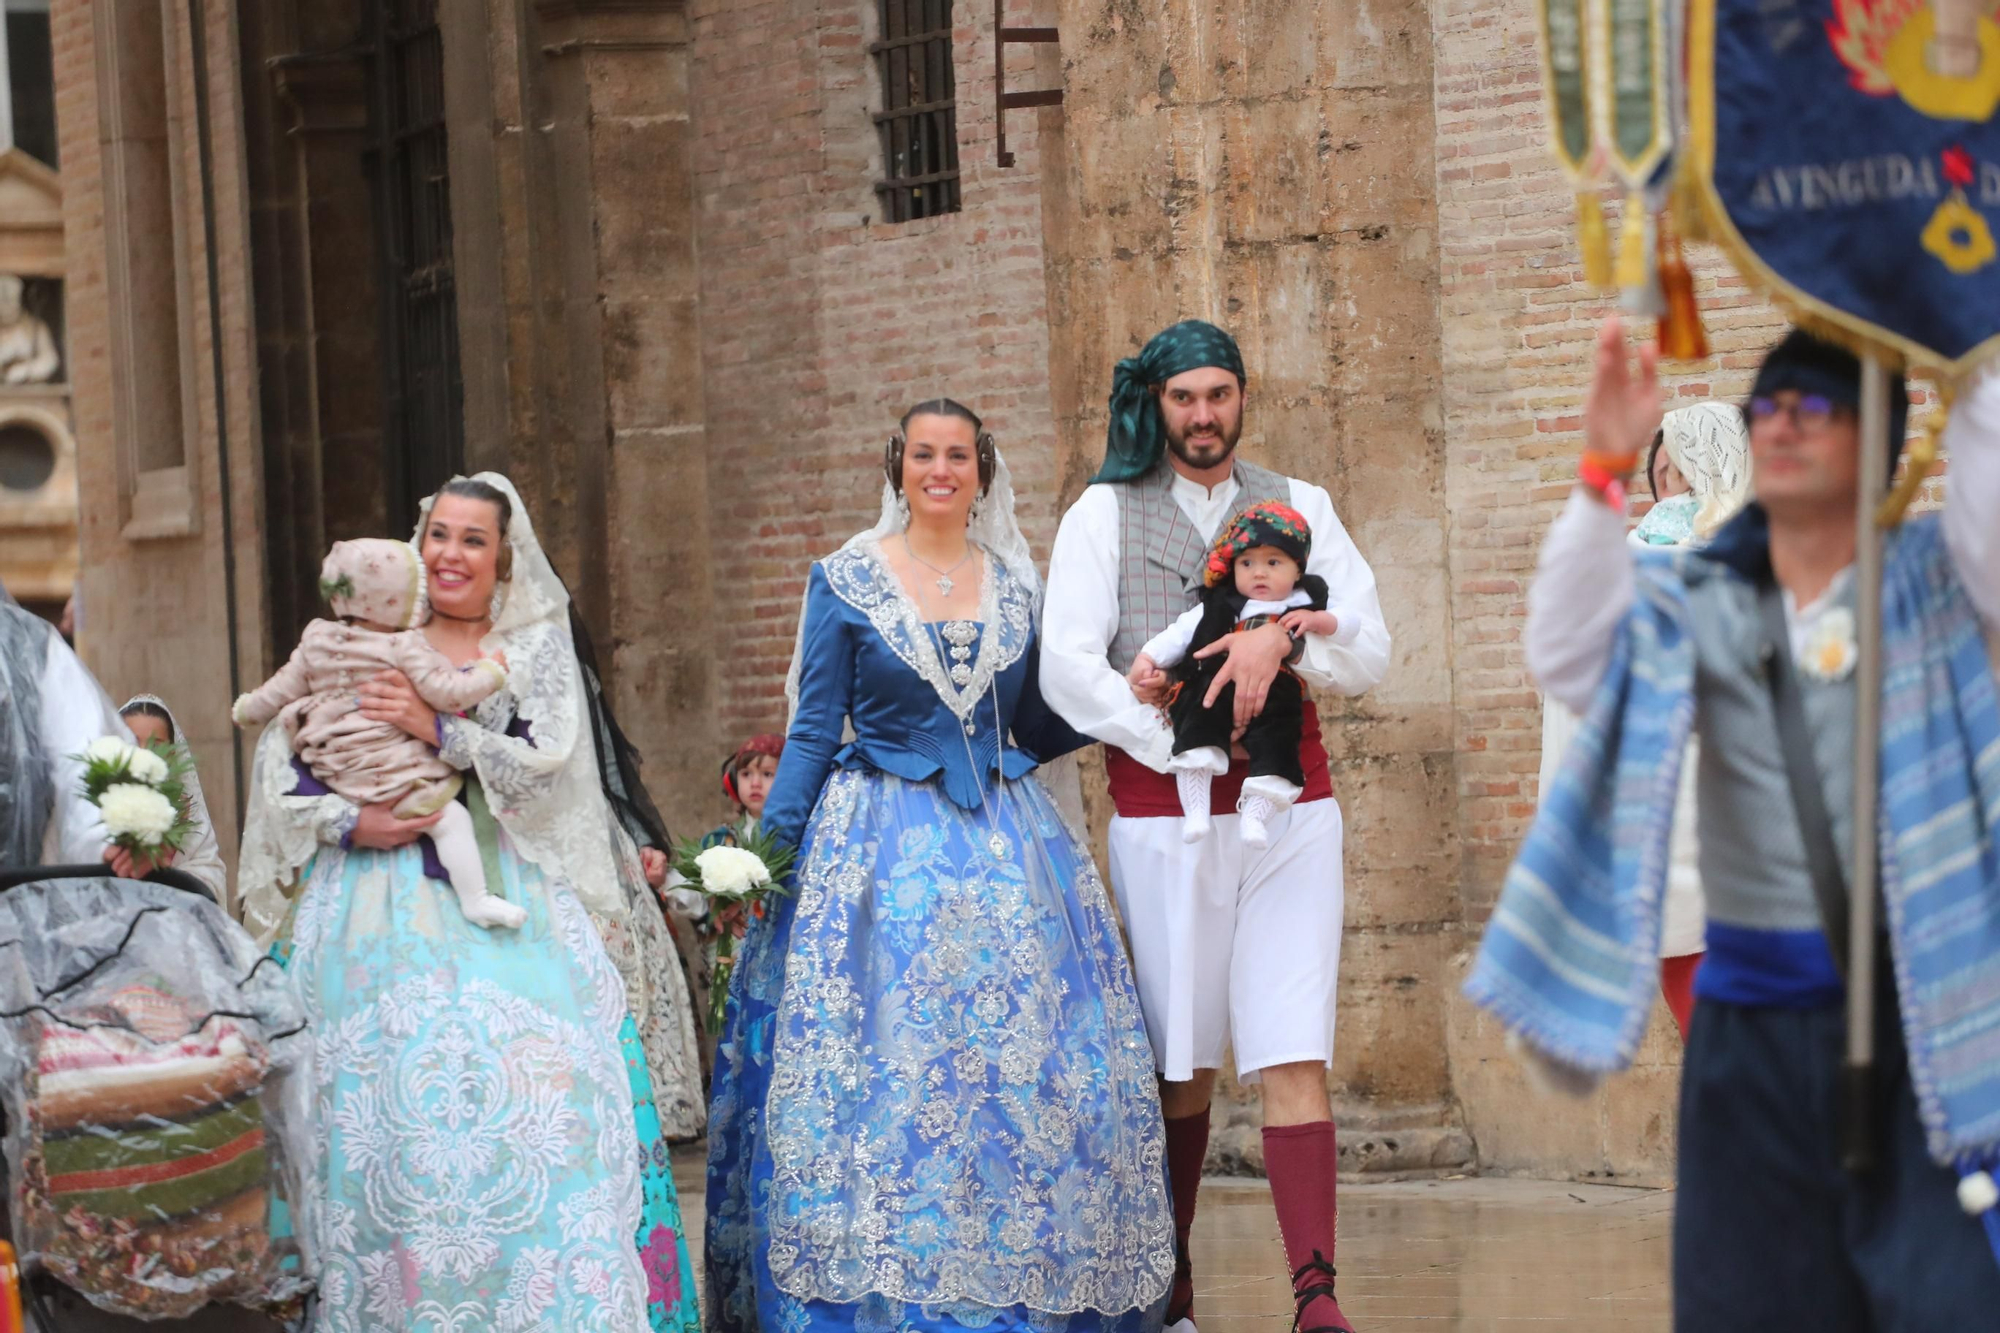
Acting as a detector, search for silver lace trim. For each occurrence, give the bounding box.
[820,543,1033,723]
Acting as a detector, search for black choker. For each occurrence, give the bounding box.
[429,606,488,624]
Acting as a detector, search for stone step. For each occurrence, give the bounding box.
[1207,1116,1478,1180]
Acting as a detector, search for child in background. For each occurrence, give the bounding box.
[114,695,228,901]
[706,734,782,847]
[666,735,784,1060]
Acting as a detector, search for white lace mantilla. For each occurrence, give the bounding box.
[435,620,627,925]
[822,542,1034,724]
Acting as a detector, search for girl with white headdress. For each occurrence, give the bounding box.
[705,400,1174,1333]
[1631,401,1754,549]
[116,694,228,902]
[236,475,699,1333]
[1536,401,1752,1037]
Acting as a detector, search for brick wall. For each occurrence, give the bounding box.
[1430,0,1792,916]
[687,0,1063,778]
[1429,0,1802,1183]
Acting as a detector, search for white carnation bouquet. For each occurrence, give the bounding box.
[70,735,198,866]
[671,824,796,1031]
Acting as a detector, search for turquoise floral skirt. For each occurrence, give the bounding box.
[274,831,701,1332]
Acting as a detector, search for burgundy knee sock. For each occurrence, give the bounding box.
[1163,1107,1210,1323]
[1262,1121,1352,1332]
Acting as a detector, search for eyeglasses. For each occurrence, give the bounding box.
[1749,394,1844,430]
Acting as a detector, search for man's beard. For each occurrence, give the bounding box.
[1167,418,1242,470]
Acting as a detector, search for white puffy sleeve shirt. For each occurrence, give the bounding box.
[38,632,125,864]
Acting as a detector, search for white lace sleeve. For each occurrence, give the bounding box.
[236,722,357,942]
[435,621,628,922]
[437,626,576,806]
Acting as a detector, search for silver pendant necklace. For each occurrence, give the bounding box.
[902,533,974,597]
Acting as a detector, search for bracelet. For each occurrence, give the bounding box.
[1577,457,1627,511]
[1579,447,1640,476]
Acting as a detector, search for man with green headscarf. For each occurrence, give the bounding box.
[1042,320,1390,1333]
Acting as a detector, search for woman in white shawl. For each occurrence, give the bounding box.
[116,695,228,902]
[237,475,700,1333]
[1536,402,1752,1037]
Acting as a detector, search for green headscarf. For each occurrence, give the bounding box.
[1095,320,1248,484]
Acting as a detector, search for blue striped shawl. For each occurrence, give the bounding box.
[1466,516,2000,1170]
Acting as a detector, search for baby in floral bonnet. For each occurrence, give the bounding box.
[233,537,523,929]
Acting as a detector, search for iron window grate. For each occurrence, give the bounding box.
[870,0,961,222]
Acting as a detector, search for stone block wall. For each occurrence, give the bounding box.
[512,3,721,837]
[1039,0,1465,1156]
[55,0,269,895]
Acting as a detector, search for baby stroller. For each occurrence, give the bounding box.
[0,864,313,1331]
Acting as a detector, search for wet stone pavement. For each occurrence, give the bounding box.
[1175,1177,1672,1331]
[22,1163,1673,1330]
[673,1155,1674,1332]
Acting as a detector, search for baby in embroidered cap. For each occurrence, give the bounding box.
[1126,501,1339,847]
[233,537,523,929]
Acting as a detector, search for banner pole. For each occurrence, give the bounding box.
[1844,356,1890,1174]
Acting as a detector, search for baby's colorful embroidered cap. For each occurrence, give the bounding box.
[1204,501,1313,587]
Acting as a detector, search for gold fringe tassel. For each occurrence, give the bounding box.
[1577,191,1614,287]
[1877,387,1949,528]
[1670,155,1710,246]
[1614,192,1651,291]
[1655,214,1709,361]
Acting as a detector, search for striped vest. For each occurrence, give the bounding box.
[1107,458,1290,671]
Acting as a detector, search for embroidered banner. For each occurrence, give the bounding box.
[1539,0,1679,290]
[1691,0,2000,373]
[1604,0,1674,188]
[1540,0,1596,179]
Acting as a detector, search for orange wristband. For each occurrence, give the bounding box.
[1578,457,1627,511]
[1580,447,1640,477]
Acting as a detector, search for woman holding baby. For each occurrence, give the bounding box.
[237,475,700,1332]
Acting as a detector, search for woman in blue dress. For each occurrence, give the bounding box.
[237,474,701,1332]
[706,402,1174,1333]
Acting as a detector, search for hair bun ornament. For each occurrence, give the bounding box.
[883,432,907,493]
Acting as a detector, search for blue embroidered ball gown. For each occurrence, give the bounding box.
[706,541,1174,1333]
